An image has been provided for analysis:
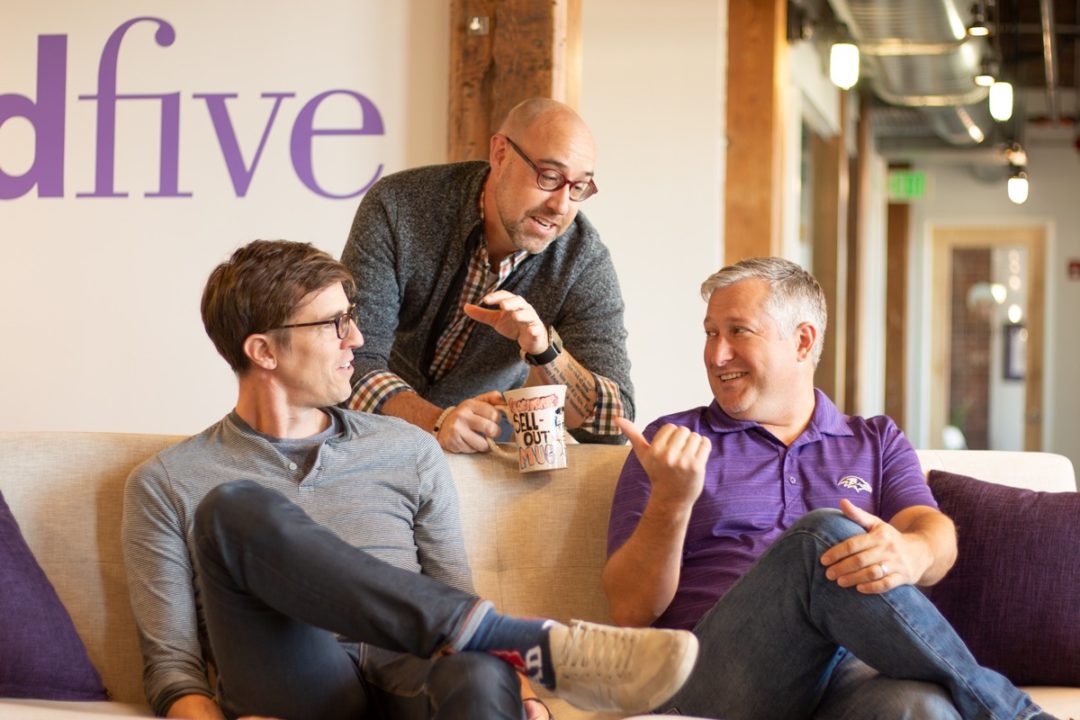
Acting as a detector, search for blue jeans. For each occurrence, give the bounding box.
[192,480,522,720]
[662,509,1041,720]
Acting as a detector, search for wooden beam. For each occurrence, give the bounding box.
[811,99,850,408]
[724,0,785,263]
[448,0,582,162]
[1024,232,1045,451]
[884,199,909,430]
[844,96,871,415]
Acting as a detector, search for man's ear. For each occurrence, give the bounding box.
[795,322,817,363]
[489,133,508,169]
[243,333,277,371]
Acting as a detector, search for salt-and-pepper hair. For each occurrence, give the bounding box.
[700,257,828,365]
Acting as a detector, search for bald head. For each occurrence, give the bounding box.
[499,98,589,140]
[493,97,596,185]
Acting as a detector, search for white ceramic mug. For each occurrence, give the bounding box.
[487,384,568,473]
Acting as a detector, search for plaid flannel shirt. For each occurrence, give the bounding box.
[349,240,623,437]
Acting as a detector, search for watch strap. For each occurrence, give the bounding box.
[524,327,561,366]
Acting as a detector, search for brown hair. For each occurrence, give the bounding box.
[200,240,356,374]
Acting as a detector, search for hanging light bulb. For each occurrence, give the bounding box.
[1007,169,1029,205]
[967,2,991,37]
[830,37,860,90]
[989,81,1013,121]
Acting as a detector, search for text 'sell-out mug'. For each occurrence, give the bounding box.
[487,384,568,473]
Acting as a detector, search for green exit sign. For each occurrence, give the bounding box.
[888,170,927,201]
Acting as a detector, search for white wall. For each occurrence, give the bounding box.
[18,0,1067,463]
[3,1,730,435]
[1,2,449,435]
[856,151,890,417]
[909,125,1080,469]
[580,0,727,423]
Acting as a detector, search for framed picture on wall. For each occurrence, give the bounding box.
[1003,324,1027,381]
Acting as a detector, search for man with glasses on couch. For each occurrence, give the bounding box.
[341,97,633,453]
[602,257,1057,720]
[121,240,696,720]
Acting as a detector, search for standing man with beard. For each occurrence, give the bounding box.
[341,98,632,453]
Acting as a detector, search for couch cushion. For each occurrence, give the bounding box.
[448,444,630,626]
[0,432,185,706]
[926,470,1080,686]
[0,490,107,701]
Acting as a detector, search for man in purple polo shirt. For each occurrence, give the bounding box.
[603,257,1055,720]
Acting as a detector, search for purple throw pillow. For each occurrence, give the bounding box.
[926,470,1080,686]
[0,490,108,700]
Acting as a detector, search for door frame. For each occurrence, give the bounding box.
[929,226,1046,450]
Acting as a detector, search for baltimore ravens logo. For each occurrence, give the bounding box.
[837,475,872,494]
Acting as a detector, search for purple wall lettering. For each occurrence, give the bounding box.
[196,92,295,197]
[1,17,385,200]
[0,34,66,199]
[76,17,189,198]
[291,90,385,199]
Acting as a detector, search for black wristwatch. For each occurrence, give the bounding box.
[523,327,562,366]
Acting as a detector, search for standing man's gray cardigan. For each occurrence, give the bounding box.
[341,161,633,444]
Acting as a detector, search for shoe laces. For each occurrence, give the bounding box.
[557,622,638,681]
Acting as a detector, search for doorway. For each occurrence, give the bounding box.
[929,226,1045,450]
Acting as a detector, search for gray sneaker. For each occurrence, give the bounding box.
[546,618,699,713]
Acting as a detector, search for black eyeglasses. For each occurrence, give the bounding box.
[264,304,356,340]
[502,136,598,202]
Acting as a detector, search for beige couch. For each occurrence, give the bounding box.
[1,432,1077,719]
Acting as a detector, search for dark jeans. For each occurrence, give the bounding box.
[664,509,1040,720]
[192,480,522,720]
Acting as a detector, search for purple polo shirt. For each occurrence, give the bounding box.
[606,390,936,631]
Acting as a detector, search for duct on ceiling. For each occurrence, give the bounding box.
[828,0,995,146]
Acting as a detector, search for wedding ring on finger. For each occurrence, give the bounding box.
[879,563,889,578]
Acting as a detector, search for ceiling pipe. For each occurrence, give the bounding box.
[827,0,996,146]
[1039,0,1059,123]
[859,40,965,56]
[873,86,990,107]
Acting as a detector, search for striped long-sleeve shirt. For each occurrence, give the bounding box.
[121,407,471,716]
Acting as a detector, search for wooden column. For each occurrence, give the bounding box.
[448,0,582,162]
[723,0,786,263]
[843,96,871,415]
[884,199,909,430]
[811,99,850,407]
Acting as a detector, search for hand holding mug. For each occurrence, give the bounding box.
[434,391,504,453]
[487,385,568,473]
